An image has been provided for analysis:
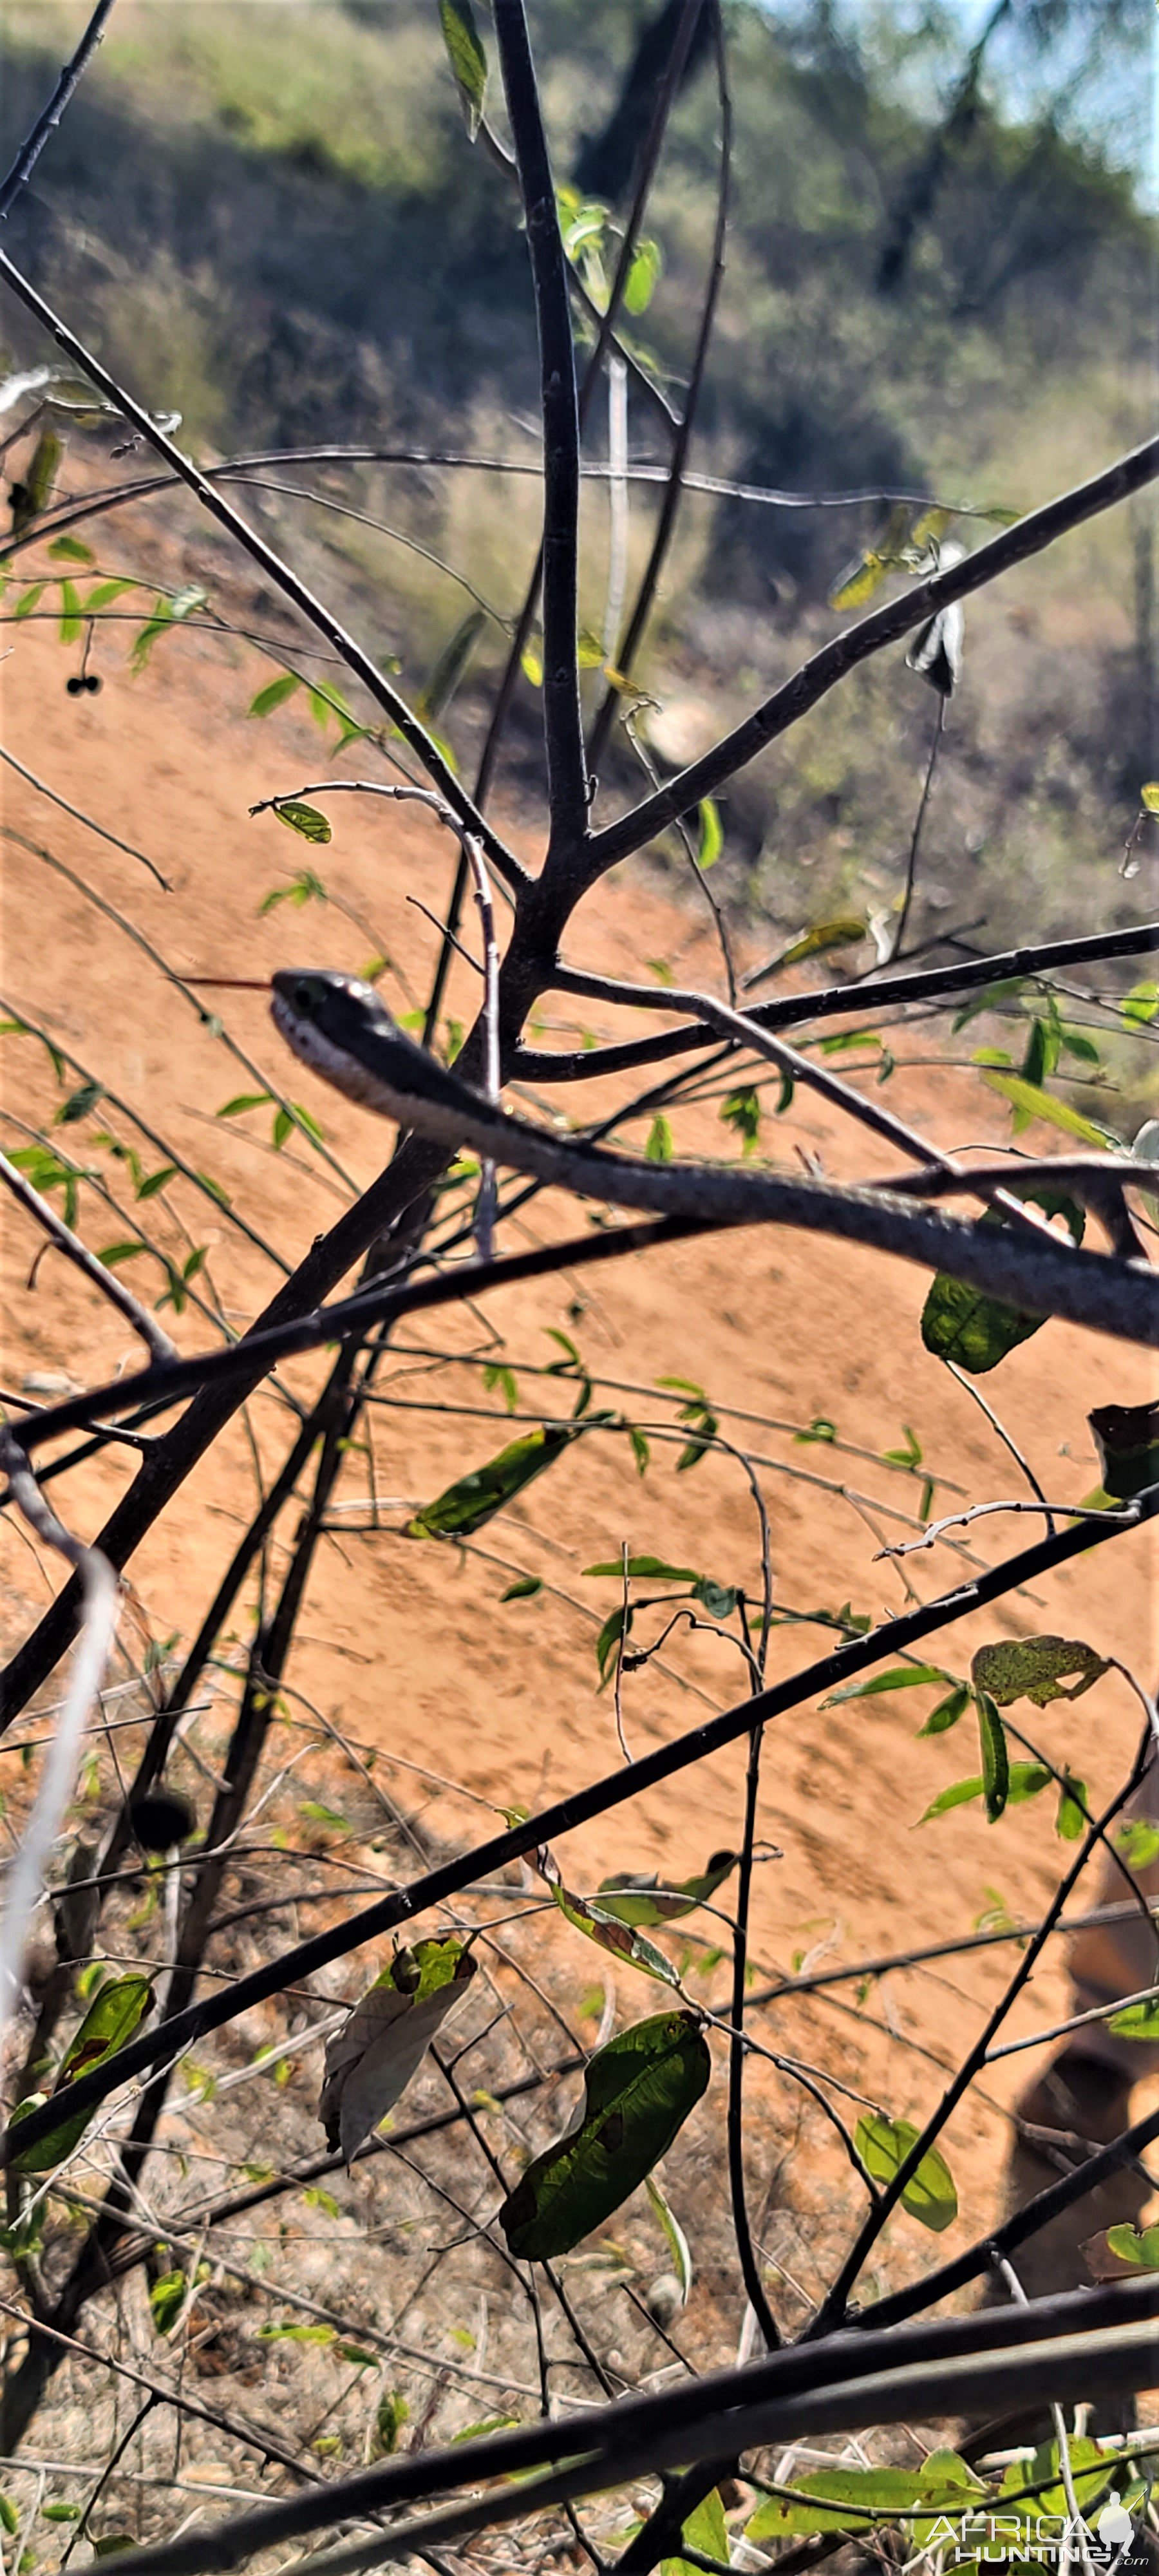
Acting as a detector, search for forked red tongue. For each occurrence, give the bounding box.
[180,976,271,990]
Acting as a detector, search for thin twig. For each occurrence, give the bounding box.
[0,1148,176,1363]
[0,0,118,220]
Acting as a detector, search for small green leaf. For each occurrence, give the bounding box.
[216,1092,273,1118]
[149,2269,193,2334]
[97,1241,147,1269]
[419,607,486,721]
[919,1683,971,1737]
[11,1974,154,2171]
[500,1575,542,1602]
[628,1425,650,1477]
[1106,2222,1159,2268]
[407,1425,578,1539]
[1140,783,1159,814]
[695,797,723,869]
[921,1759,1051,1823]
[920,1188,1086,1374]
[585,1555,702,1582]
[981,1071,1112,1150]
[274,800,332,844]
[596,1850,737,1926]
[830,551,887,610]
[1055,1772,1087,1841]
[55,1076,102,1126]
[438,0,489,138]
[595,1602,632,1685]
[645,2171,692,2303]
[1108,1996,1159,2041]
[498,2011,710,2259]
[624,236,662,316]
[661,2489,728,2576]
[0,2496,19,2536]
[821,1664,950,1709]
[249,671,301,717]
[854,2112,957,2231]
[136,1164,177,1200]
[14,582,46,618]
[58,579,83,643]
[84,576,138,610]
[645,1114,673,1164]
[721,1086,760,1153]
[48,535,95,564]
[1088,1399,1159,1501]
[970,1636,1108,1710]
[976,1688,1009,1821]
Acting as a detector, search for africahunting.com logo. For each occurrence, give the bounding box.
[928,2499,1151,2568]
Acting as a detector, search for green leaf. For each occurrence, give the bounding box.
[499,2011,711,2259]
[976,1688,1009,1821]
[748,918,866,985]
[721,1086,761,1154]
[216,1092,273,1119]
[520,638,543,687]
[500,1575,542,1602]
[1088,1399,1159,1501]
[696,798,723,869]
[1055,1772,1087,1841]
[1140,784,1159,814]
[830,551,888,611]
[438,0,489,138]
[1106,2222,1159,2268]
[919,1683,971,1736]
[249,671,301,717]
[97,1241,147,1269]
[585,1555,702,1583]
[921,1759,1051,1823]
[419,607,486,721]
[595,1602,632,1685]
[624,236,663,316]
[628,1425,650,1477]
[920,1188,1086,1374]
[645,2171,692,2304]
[84,576,138,611]
[48,535,95,563]
[748,2468,932,2543]
[694,1578,739,1619]
[10,426,62,534]
[58,579,83,644]
[321,1939,477,2161]
[149,2269,193,2334]
[1117,1818,1159,1868]
[661,2489,728,2576]
[482,1361,518,1412]
[982,1071,1112,1150]
[596,1850,737,1927]
[970,1636,1108,1709]
[645,1114,673,1164]
[821,1664,950,1709]
[1107,1996,1159,2042]
[11,1973,154,2171]
[14,582,46,618]
[274,800,332,844]
[55,1077,102,1125]
[854,2113,957,2231]
[0,2496,19,2537]
[136,1164,177,1200]
[1123,979,1158,1027]
[406,1424,578,1539]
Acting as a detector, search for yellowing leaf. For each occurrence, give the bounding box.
[970,1636,1108,1710]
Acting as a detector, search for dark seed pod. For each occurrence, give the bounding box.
[129,1788,196,1852]
[84,672,102,694]
[66,674,84,696]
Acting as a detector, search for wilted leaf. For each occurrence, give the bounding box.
[854,2112,957,2231]
[596,1851,737,1927]
[1088,1400,1159,1501]
[406,1425,578,1538]
[920,1189,1085,1374]
[438,0,489,137]
[546,1875,679,1987]
[830,550,888,611]
[498,2010,710,2259]
[746,918,865,987]
[319,1939,476,2163]
[11,1973,154,2172]
[970,1636,1108,1709]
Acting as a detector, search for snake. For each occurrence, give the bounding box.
[262,969,1158,1347]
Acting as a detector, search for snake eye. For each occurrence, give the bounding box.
[289,977,317,1018]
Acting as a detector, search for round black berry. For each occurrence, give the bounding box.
[66,674,84,696]
[84,673,102,694]
[129,1788,196,1852]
